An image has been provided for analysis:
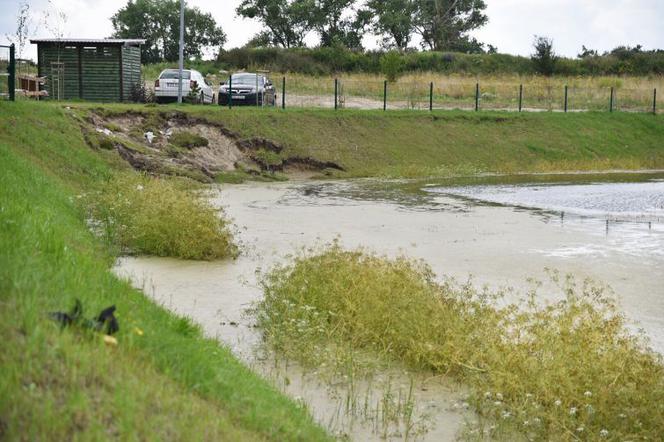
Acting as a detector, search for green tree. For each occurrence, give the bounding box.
[532,35,557,76]
[309,0,369,49]
[413,0,488,52]
[111,0,226,63]
[236,0,313,48]
[365,0,417,50]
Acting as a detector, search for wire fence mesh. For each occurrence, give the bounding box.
[272,76,661,114]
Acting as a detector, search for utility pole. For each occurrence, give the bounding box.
[177,0,185,104]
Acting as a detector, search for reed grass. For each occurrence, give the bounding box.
[257,243,664,440]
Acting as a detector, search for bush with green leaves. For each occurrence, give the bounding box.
[380,51,406,82]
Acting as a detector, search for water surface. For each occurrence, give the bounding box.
[115,172,664,440]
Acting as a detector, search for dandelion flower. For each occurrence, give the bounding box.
[599,429,609,438]
[554,400,562,406]
[584,391,592,397]
[569,407,577,415]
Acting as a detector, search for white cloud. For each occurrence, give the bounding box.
[1,0,662,61]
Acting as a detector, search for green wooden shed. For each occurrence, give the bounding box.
[30,38,145,101]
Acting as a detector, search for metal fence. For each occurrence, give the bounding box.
[258,76,661,114]
[0,44,15,101]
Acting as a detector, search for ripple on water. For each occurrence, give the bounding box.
[427,181,664,221]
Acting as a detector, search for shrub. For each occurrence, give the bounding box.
[170,131,209,149]
[85,173,235,259]
[258,244,664,440]
[380,51,406,82]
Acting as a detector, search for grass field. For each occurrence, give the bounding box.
[0,101,330,440]
[142,63,663,112]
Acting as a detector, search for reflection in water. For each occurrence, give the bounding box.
[115,172,664,441]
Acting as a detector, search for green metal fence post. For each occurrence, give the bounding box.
[334,78,338,110]
[475,83,479,111]
[518,84,523,112]
[609,87,614,113]
[429,82,433,111]
[8,44,16,102]
[564,85,568,113]
[654,88,657,115]
[228,76,232,109]
[383,80,387,111]
[282,76,286,109]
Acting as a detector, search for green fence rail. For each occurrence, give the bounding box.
[267,76,661,114]
[0,44,15,101]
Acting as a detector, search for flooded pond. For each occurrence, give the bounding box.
[115,172,664,441]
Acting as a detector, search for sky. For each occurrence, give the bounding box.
[1,0,663,61]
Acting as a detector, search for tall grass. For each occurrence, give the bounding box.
[257,244,664,440]
[280,72,663,112]
[84,173,236,260]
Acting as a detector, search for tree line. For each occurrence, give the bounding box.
[110,0,492,63]
[236,0,492,53]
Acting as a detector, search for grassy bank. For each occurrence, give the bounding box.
[74,102,664,179]
[0,101,330,440]
[189,106,664,178]
[258,244,664,440]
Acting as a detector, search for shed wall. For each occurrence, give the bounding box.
[81,46,121,101]
[38,45,80,100]
[37,43,142,102]
[122,46,142,101]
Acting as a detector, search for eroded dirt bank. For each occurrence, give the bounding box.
[79,109,344,182]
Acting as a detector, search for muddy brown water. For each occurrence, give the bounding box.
[114,172,664,441]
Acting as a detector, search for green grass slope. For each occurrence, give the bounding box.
[87,103,664,178]
[0,102,330,441]
[198,108,664,177]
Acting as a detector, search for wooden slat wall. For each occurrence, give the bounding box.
[38,45,80,99]
[122,46,142,102]
[81,46,121,101]
[37,43,142,102]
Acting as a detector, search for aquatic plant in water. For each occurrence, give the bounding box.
[257,243,664,440]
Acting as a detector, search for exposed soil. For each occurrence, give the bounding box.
[82,110,344,182]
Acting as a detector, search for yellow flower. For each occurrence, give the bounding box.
[103,335,118,346]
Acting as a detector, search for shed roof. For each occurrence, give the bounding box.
[30,38,145,46]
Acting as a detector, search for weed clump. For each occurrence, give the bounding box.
[170,131,209,149]
[86,173,236,259]
[258,244,664,440]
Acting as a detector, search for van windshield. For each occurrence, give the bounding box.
[160,70,191,80]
